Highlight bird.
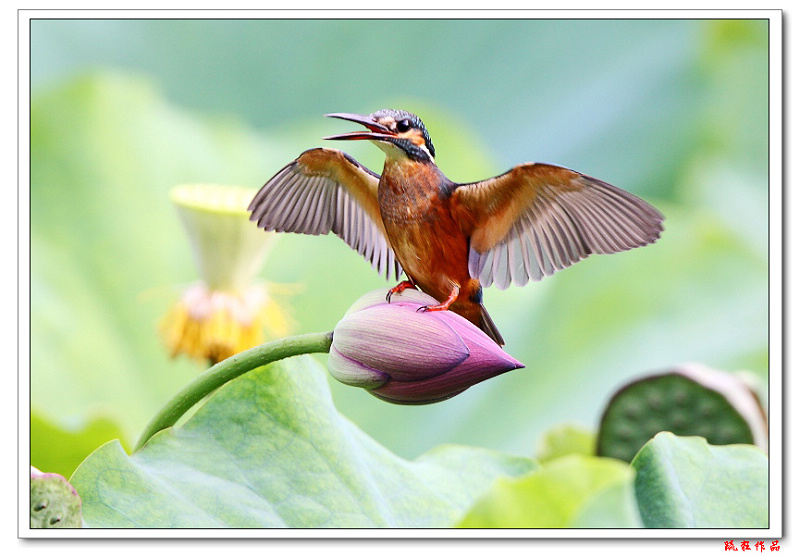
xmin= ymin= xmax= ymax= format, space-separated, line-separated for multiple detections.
xmin=248 ymin=109 xmax=664 ymax=345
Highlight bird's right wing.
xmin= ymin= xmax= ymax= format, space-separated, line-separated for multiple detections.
xmin=248 ymin=147 xmax=403 ymax=281
xmin=451 ymin=162 xmax=663 ymax=289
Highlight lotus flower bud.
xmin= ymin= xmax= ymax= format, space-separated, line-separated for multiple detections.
xmin=329 ymin=289 xmax=524 ymax=404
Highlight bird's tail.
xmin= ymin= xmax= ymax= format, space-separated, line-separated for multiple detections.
xmin=479 ymin=304 xmax=505 ymax=346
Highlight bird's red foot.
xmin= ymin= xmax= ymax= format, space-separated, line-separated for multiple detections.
xmin=415 ymin=286 xmax=459 ymax=313
xmin=386 ymin=280 xmax=417 ymax=302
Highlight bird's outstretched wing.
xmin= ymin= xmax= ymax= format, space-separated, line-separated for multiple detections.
xmin=450 ymin=163 xmax=664 ymax=289
xmin=249 ymin=147 xmax=403 ymax=281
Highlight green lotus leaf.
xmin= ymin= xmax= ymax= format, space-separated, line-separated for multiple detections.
xmin=70 ymin=355 xmax=536 ymax=528
xmin=31 ymin=411 xmax=128 ymax=479
xmin=632 ymin=432 xmax=768 ymax=528
xmin=457 ymin=455 xmax=641 ymax=528
xmin=535 ymin=423 xmax=596 ymax=464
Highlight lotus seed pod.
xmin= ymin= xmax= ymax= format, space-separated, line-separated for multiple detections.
xmin=30 ymin=467 xmax=82 ymax=528
xmin=596 ymin=363 xmax=767 ymax=462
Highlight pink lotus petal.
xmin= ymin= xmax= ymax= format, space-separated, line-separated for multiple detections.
xmin=333 ymin=305 xmax=469 ymax=381
xmin=327 ymin=346 xmax=390 ymax=389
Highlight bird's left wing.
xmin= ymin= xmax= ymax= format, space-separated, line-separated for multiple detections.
xmin=249 ymin=147 xmax=403 ymax=281
xmin=450 ymin=162 xmax=663 ymax=289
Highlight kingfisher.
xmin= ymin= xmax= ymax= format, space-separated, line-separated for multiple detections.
xmin=249 ymin=109 xmax=663 ymax=345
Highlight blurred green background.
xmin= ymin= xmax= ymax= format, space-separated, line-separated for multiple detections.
xmin=30 ymin=18 xmax=769 ymax=476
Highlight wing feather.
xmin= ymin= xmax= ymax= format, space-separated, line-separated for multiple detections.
xmin=452 ymin=162 xmax=663 ymax=289
xmin=248 ymin=147 xmax=403 ymax=281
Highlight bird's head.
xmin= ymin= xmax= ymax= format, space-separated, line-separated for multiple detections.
xmin=324 ymin=109 xmax=436 ymax=163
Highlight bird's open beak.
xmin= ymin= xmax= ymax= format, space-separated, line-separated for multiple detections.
xmin=323 ymin=113 xmax=396 ymax=141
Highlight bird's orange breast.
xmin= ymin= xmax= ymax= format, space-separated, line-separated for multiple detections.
xmin=377 ymin=159 xmax=479 ymax=309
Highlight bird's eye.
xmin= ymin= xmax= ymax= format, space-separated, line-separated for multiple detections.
xmin=396 ymin=119 xmax=411 ymax=133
